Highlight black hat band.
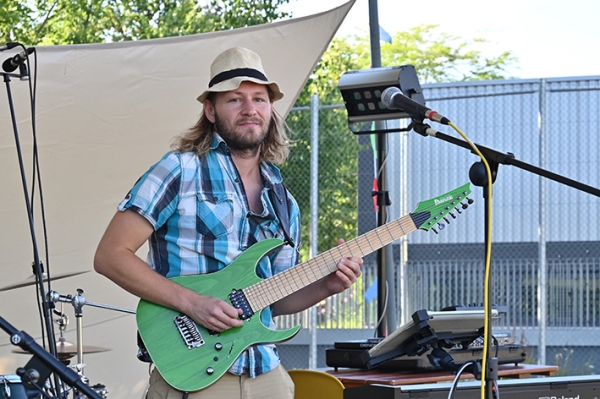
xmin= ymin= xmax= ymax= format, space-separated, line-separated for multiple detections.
xmin=208 ymin=68 xmax=269 ymax=88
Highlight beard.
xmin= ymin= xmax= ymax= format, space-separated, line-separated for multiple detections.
xmin=214 ymin=112 xmax=270 ymax=154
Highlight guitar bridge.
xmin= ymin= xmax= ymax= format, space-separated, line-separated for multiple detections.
xmin=229 ymin=289 xmax=254 ymax=320
xmin=174 ymin=314 xmax=205 ymax=349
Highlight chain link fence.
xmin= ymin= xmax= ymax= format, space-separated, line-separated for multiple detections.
xmin=275 ymin=76 xmax=600 ymax=375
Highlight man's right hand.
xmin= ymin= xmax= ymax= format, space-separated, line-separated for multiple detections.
xmin=185 ymin=294 xmax=244 ymax=332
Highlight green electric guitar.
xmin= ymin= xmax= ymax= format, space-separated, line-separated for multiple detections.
xmin=136 ymin=183 xmax=473 ymax=392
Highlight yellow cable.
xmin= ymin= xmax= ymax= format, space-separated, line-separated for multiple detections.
xmin=447 ymin=121 xmax=494 ymax=399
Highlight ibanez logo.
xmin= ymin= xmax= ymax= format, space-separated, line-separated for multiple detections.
xmin=434 ymin=195 xmax=454 ymax=206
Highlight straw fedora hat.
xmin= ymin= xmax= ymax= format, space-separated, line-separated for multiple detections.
xmin=197 ymin=47 xmax=284 ymax=103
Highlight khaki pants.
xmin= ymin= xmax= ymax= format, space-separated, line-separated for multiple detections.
xmin=146 ymin=364 xmax=294 ymax=399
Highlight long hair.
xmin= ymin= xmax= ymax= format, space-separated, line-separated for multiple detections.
xmin=171 ymin=91 xmax=292 ymax=165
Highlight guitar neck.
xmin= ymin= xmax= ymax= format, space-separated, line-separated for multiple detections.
xmin=244 ymin=214 xmax=418 ymax=311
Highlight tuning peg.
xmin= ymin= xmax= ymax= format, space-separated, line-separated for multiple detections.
xmin=461 ymin=202 xmax=469 ymax=210
xmin=449 ymin=212 xmax=457 ymax=219
xmin=455 ymin=207 xmax=462 ymax=214
xmin=467 ymin=197 xmax=474 ymax=205
xmin=443 ymin=217 xmax=450 ymax=224
xmin=432 ymin=227 xmax=439 ymax=234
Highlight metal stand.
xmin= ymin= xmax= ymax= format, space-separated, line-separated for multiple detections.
xmin=469 ymin=160 xmax=499 ymax=398
xmin=413 ymin=121 xmax=600 ymax=399
xmin=2 ymin=52 xmax=64 ymax=397
xmin=374 ymin=131 xmax=391 ymax=337
xmin=47 ymin=289 xmax=135 ymax=397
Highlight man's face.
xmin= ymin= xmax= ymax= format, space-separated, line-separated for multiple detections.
xmin=205 ymin=81 xmax=273 ymax=152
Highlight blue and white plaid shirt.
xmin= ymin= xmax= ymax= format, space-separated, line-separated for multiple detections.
xmin=119 ymin=133 xmax=301 ymax=378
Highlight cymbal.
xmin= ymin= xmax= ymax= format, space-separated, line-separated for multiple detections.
xmin=0 ymin=270 xmax=89 ymax=291
xmin=13 ymin=340 xmax=111 ymax=360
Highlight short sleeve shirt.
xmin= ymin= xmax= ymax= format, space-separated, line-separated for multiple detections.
xmin=119 ymin=134 xmax=301 ymax=377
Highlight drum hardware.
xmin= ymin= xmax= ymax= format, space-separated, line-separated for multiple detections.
xmin=0 ymin=374 xmax=27 ymax=399
xmin=5 ymin=289 xmax=134 ymax=398
xmin=73 ymin=379 xmax=109 ymax=399
xmin=44 ymin=289 xmax=135 ymax=398
xmin=46 ymin=289 xmax=134 ymax=366
xmin=0 ymin=271 xmax=89 ymax=292
xmin=90 ymin=383 xmax=108 ymax=399
xmin=12 ymin=304 xmax=111 ymax=363
xmin=72 ymin=375 xmax=89 ymax=399
xmin=1 ymin=314 xmax=105 ymax=399
xmin=12 ymin=339 xmax=111 ymax=363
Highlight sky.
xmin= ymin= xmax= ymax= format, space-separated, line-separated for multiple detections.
xmin=281 ymin=0 xmax=600 ymax=80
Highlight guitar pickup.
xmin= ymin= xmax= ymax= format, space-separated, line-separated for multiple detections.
xmin=229 ymin=289 xmax=254 ymax=320
xmin=174 ymin=314 xmax=205 ymax=349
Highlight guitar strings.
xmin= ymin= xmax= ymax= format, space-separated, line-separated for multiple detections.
xmin=244 ymin=189 xmax=471 ymax=312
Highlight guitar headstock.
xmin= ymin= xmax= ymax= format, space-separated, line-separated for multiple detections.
xmin=410 ymin=183 xmax=473 ymax=234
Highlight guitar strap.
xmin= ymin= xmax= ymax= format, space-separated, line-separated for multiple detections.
xmin=268 ymin=183 xmax=295 ymax=248
xmin=137 ymin=331 xmax=152 ymax=363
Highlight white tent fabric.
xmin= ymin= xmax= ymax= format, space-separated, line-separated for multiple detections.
xmin=0 ymin=1 xmax=354 ymax=397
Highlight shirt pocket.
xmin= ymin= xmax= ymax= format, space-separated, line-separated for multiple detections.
xmin=196 ymin=192 xmax=234 ymax=239
xmin=255 ymin=217 xmax=280 ymax=240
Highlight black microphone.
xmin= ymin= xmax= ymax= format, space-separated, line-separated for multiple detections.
xmin=0 ymin=42 xmax=19 ymax=52
xmin=381 ymin=86 xmax=451 ymax=125
xmin=2 ymin=47 xmax=34 ymax=73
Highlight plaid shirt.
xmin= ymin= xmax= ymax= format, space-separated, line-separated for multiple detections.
xmin=119 ymin=133 xmax=301 ymax=378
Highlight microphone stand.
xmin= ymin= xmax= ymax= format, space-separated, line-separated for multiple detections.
xmin=2 ymin=51 xmax=62 ymax=397
xmin=412 ymin=121 xmax=600 ymax=399
xmin=412 ymin=121 xmax=600 ymax=196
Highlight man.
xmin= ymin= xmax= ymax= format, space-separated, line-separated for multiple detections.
xmin=94 ymin=47 xmax=363 ymax=398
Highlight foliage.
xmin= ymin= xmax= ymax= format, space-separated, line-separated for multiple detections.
xmin=297 ymin=37 xmax=371 ymax=105
xmin=377 ymin=24 xmax=516 ymax=83
xmin=284 ymin=37 xmax=374 ymax=257
xmin=0 ymin=0 xmax=292 ymax=45
xmin=0 ymin=2 xmax=39 ymax=45
xmin=289 ymin=24 xmax=516 ymax=110
xmin=284 ymin=105 xmax=365 ymax=259
xmin=283 ymin=24 xmax=516 ymax=259
xmin=554 ymin=347 xmax=597 ymax=376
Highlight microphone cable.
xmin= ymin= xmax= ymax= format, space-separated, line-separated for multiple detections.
xmin=4 ymin=43 xmax=63 ymax=397
xmin=447 ymin=120 xmax=496 ymax=399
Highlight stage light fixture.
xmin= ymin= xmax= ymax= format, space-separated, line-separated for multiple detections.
xmin=338 ymin=65 xmax=425 ymax=134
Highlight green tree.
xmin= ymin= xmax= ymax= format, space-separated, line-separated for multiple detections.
xmin=283 ymin=25 xmax=516 ymax=259
xmin=284 ymin=37 xmax=369 ymax=258
xmin=0 ymin=0 xmax=292 ymax=45
xmin=0 ymin=2 xmax=38 ymax=45
xmin=365 ymin=24 xmax=516 ymax=83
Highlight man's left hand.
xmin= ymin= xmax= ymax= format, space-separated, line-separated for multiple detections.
xmin=326 ymin=238 xmax=363 ymax=294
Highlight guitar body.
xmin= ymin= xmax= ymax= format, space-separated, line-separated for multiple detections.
xmin=136 ymin=238 xmax=301 ymax=392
